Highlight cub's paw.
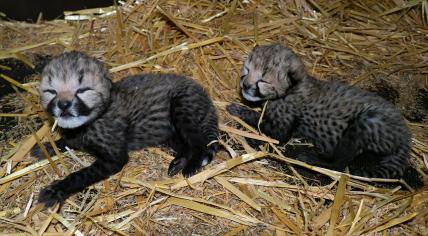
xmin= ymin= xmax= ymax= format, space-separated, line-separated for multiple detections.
xmin=200 ymin=148 xmax=215 ymax=168
xmin=182 ymin=161 xmax=202 ymax=178
xmin=38 ymin=182 xmax=68 ymax=208
xmin=206 ymin=141 xmax=219 ymax=159
xmin=226 ymin=103 xmax=247 ymax=117
xmin=169 ymin=148 xmax=215 ymax=177
xmin=182 ymin=150 xmax=214 ymax=177
xmin=168 ymin=157 xmax=188 ymax=176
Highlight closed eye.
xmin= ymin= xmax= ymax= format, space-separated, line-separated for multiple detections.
xmin=43 ymin=89 xmax=57 ymax=95
xmin=76 ymin=87 xmax=92 ymax=94
xmin=257 ymin=80 xmax=269 ymax=85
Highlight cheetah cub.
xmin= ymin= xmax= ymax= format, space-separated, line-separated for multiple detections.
xmin=227 ymin=44 xmax=411 ymax=179
xmin=38 ymin=51 xmax=219 ymax=207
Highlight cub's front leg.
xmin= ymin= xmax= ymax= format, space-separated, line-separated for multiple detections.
xmin=38 ymin=124 xmax=129 ymax=207
xmin=260 ymin=101 xmax=297 ymax=144
xmin=226 ymin=103 xmax=265 ymax=148
xmin=38 ymin=146 xmax=129 ymax=207
xmin=226 ymin=103 xmax=262 ymax=128
xmin=226 ymin=102 xmax=296 ymax=144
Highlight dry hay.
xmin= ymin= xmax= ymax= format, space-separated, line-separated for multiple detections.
xmin=1 ymin=0 xmax=428 ymax=235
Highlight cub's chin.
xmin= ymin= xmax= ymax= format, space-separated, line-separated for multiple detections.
xmin=241 ymin=89 xmax=263 ymax=102
xmin=56 ymin=115 xmax=91 ymax=129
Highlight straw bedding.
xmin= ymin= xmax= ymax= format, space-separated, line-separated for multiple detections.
xmin=0 ymin=0 xmax=427 ymax=235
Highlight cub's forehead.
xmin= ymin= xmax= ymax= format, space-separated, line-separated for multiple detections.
xmin=247 ymin=44 xmax=295 ymax=67
xmin=252 ymin=44 xmax=291 ymax=55
xmin=41 ymin=52 xmax=104 ymax=84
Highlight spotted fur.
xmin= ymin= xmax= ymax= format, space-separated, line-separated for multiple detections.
xmin=227 ymin=44 xmax=411 ymax=179
xmin=38 ymin=51 xmax=219 ymax=207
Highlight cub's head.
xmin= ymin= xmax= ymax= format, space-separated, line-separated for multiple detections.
xmin=39 ymin=51 xmax=112 ymax=129
xmin=240 ymin=44 xmax=307 ymax=102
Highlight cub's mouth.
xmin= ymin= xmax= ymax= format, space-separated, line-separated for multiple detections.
xmin=241 ymin=89 xmax=262 ymax=102
xmin=53 ymin=108 xmax=87 ymax=129
xmin=56 ymin=114 xmax=90 ymax=129
xmin=58 ymin=111 xmax=74 ymax=118
xmin=241 ymin=83 xmax=264 ymax=102
xmin=49 ymin=99 xmax=97 ymax=128
xmin=240 ymin=78 xmax=266 ymax=102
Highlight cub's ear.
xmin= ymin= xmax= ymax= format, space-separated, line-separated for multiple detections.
xmin=286 ymin=54 xmax=306 ymax=82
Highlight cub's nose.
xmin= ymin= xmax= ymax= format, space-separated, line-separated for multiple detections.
xmin=57 ymin=100 xmax=72 ymax=110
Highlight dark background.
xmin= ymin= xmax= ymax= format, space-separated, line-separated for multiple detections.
xmin=0 ymin=0 xmax=114 ymax=21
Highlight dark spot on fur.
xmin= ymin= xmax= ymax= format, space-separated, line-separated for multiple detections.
xmin=78 ymin=69 xmax=84 ymax=83
xmin=38 ymin=53 xmax=219 ymax=207
xmin=229 ymin=43 xmax=412 ymax=180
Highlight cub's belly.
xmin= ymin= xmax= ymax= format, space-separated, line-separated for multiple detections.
xmin=126 ymin=119 xmax=175 ymax=151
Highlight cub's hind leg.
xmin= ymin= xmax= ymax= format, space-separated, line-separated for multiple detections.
xmin=167 ymin=133 xmax=192 ymax=176
xmin=348 ymin=111 xmax=410 ymax=179
xmin=169 ymin=90 xmax=219 ymax=177
xmin=297 ymin=120 xmax=360 ymax=172
xmin=349 ymin=151 xmax=408 ymax=179
xmin=297 ymin=111 xmax=410 ymax=179
xmin=297 ymin=138 xmax=359 ymax=172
